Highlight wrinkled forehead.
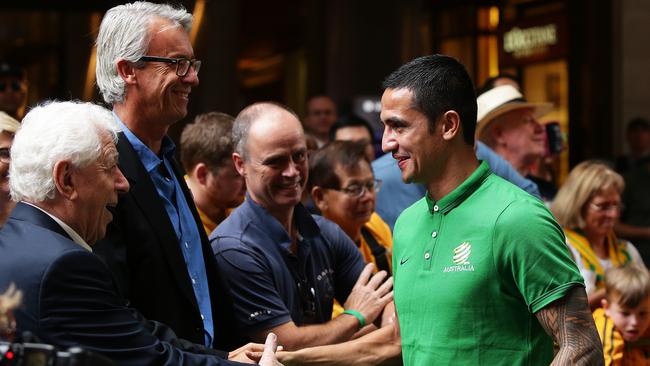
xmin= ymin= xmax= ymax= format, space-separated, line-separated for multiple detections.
xmin=145 ymin=17 xmax=193 ymax=55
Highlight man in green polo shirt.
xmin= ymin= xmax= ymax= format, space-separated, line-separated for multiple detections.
xmin=380 ymin=54 xmax=603 ymax=365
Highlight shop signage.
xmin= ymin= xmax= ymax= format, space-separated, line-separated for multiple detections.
xmin=500 ymin=14 xmax=567 ymax=67
xmin=504 ymin=24 xmax=557 ymax=58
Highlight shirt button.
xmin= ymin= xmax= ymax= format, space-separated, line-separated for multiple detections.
xmin=201 ymin=314 xmax=205 ymax=320
xmin=191 ymin=278 xmax=196 ymax=285
xmin=431 ymin=231 xmax=437 ymax=238
xmin=433 ymin=205 xmax=439 ymax=212
xmin=424 ymin=252 xmax=431 ymax=260
xmin=184 ymin=242 xmax=189 ymax=249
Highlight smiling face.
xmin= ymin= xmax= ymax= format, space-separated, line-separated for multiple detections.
xmin=582 ymin=187 xmax=622 ymax=240
xmin=604 ymin=296 xmax=650 ymax=342
xmin=317 ymin=161 xmax=375 ymax=237
xmin=489 ymin=108 xmax=546 ymax=168
xmin=72 ymin=132 xmax=130 ymax=244
xmin=234 ymin=110 xmax=308 ymax=214
xmin=134 ymin=18 xmax=198 ymax=126
xmin=380 ymin=88 xmax=445 ymax=184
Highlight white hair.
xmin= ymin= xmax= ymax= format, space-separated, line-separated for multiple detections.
xmin=9 ymin=101 xmax=119 ymax=202
xmin=95 ymin=1 xmax=192 ymax=104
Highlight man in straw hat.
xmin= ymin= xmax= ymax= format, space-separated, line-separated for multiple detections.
xmin=476 ymin=84 xmax=553 ymax=177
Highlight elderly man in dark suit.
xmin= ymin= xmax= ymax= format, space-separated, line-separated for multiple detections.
xmin=92 ymin=1 xmax=243 ymax=349
xmin=0 ymin=100 xmax=280 ymax=366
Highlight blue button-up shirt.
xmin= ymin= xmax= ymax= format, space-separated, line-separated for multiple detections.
xmin=114 ymin=115 xmax=214 ymax=346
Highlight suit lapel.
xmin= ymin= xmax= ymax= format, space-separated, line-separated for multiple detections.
xmin=116 ymin=134 xmax=199 ymax=309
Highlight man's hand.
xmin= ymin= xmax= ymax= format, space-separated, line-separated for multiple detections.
xmin=343 ymin=263 xmax=394 ymax=325
xmin=229 ymin=341 xmax=268 ymax=364
xmin=244 ymin=333 xmax=283 ymax=366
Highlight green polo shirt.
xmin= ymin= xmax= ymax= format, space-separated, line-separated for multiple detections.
xmin=393 ymin=161 xmax=583 ymax=366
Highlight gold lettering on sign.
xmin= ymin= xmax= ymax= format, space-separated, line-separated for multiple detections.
xmin=503 ymin=24 xmax=557 ymax=58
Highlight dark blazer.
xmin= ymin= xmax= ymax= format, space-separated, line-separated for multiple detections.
xmin=0 ymin=203 xmax=243 ymax=366
xmin=93 ymin=134 xmax=244 ymax=349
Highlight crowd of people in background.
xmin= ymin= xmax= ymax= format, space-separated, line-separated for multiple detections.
xmin=1 ymin=1 xmax=650 ymax=366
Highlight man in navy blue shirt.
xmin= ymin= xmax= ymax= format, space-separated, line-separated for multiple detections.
xmin=211 ymin=102 xmax=394 ymax=351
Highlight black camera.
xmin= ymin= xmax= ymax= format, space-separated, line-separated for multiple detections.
xmin=0 ymin=342 xmax=114 ymax=366
xmin=545 ymin=122 xmax=564 ymax=156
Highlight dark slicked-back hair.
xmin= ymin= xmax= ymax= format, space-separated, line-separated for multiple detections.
xmin=308 ymin=140 xmax=370 ymax=191
xmin=382 ymin=54 xmax=477 ymax=145
xmin=180 ymin=112 xmax=235 ymax=172
xmin=328 ymin=114 xmax=375 ymax=144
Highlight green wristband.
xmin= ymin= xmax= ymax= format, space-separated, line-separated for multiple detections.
xmin=342 ymin=309 xmax=366 ymax=329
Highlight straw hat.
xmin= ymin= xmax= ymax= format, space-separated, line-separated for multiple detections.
xmin=476 ymin=85 xmax=552 ymax=137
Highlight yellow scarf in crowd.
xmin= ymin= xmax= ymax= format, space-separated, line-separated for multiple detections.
xmin=564 ymin=228 xmax=631 ymax=291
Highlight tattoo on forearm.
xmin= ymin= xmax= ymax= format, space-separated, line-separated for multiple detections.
xmin=535 ymin=286 xmax=604 ymax=365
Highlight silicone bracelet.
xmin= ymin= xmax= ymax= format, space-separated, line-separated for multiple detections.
xmin=342 ymin=309 xmax=366 ymax=329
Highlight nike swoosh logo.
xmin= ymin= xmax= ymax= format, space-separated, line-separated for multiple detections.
xmin=400 ymin=257 xmax=410 ymax=265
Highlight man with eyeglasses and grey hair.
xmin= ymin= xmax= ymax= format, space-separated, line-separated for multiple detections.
xmin=210 ymin=102 xmax=394 ymax=352
xmin=93 ymin=1 xmax=244 ymax=351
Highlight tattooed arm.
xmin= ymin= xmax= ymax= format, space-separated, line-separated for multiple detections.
xmin=535 ymin=285 xmax=604 ymax=365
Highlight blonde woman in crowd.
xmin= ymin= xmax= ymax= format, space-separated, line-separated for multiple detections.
xmin=0 ymin=111 xmax=20 ymax=226
xmin=552 ymin=160 xmax=645 ymax=309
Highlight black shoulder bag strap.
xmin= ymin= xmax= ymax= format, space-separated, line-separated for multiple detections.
xmin=360 ymin=227 xmax=391 ymax=275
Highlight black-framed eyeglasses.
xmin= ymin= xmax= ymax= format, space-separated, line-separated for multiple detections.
xmin=137 ymin=56 xmax=202 ymax=77
xmin=327 ymin=179 xmax=382 ymax=198
xmin=296 ymin=279 xmax=318 ymax=324
xmin=0 ymin=148 xmax=10 ymax=164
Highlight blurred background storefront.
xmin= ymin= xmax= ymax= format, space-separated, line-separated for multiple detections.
xmin=0 ymin=0 xmax=648 ymax=185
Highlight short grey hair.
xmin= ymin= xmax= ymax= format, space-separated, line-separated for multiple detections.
xmin=95 ymin=1 xmax=193 ymax=104
xmin=232 ymin=102 xmax=301 ymax=160
xmin=10 ymin=101 xmax=119 ymax=202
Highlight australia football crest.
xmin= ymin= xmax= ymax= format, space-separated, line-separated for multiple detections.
xmin=443 ymin=241 xmax=475 ymax=272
